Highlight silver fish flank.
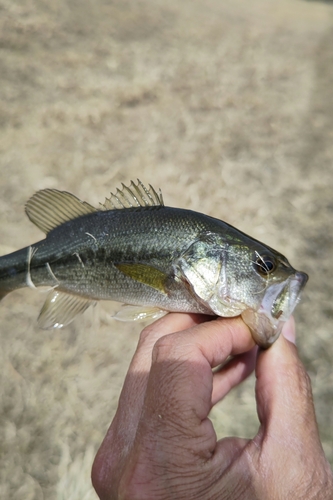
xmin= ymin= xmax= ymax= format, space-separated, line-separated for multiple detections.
xmin=0 ymin=180 xmax=308 ymax=348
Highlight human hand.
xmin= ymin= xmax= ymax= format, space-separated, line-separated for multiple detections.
xmin=92 ymin=314 xmax=333 ymax=499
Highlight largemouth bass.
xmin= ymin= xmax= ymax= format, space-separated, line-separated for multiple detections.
xmin=0 ymin=180 xmax=307 ymax=347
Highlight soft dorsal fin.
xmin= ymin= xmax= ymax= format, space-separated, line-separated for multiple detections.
xmin=102 ymin=179 xmax=163 ymax=210
xmin=25 ymin=189 xmax=97 ymax=234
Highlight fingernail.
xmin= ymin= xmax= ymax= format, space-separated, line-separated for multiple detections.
xmin=282 ymin=317 xmax=296 ymax=344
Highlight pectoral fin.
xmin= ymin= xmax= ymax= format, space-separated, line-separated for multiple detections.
xmin=38 ymin=290 xmax=96 ymax=329
xmin=113 ymin=304 xmax=167 ymax=321
xmin=115 ymin=263 xmax=167 ymax=293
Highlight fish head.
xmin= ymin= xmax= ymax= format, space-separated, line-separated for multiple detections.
xmin=177 ymin=232 xmax=308 ymax=348
xmin=222 ymin=242 xmax=308 ymax=347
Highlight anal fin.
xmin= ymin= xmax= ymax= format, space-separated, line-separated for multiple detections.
xmin=38 ymin=290 xmax=96 ymax=329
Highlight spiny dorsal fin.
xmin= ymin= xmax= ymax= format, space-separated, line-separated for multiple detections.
xmin=25 ymin=189 xmax=97 ymax=234
xmin=102 ymin=179 xmax=163 ymax=210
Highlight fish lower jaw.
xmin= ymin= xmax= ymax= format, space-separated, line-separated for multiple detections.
xmin=242 ymin=277 xmax=304 ymax=348
xmin=241 ymin=309 xmax=282 ymax=349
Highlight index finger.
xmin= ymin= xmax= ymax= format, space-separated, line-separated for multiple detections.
xmin=93 ymin=315 xmax=209 ymax=452
xmin=92 ymin=313 xmax=209 ymax=493
xmin=144 ymin=316 xmax=254 ymax=424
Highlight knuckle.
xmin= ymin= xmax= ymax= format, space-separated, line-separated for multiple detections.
xmin=138 ymin=324 xmax=154 ymax=343
xmin=137 ymin=323 xmax=162 ymax=350
xmin=152 ymin=333 xmax=180 ymax=362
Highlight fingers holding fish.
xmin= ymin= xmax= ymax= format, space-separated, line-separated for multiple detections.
xmin=211 ymin=346 xmax=258 ymax=406
xmin=238 ymin=318 xmax=333 ymax=496
xmin=118 ymin=313 xmax=209 ymax=408
xmin=122 ymin=313 xmax=212 ymax=394
xmin=93 ymin=314 xmax=210 ymax=470
xmin=123 ymin=313 xmax=255 ymax=418
xmin=137 ymin=316 xmax=254 ymax=430
xmin=93 ymin=314 xmax=254 ymax=475
xmin=93 ymin=313 xmax=333 ymax=500
xmin=124 ymin=312 xmax=210 ymax=381
xmin=137 ymin=312 xmax=210 ymax=357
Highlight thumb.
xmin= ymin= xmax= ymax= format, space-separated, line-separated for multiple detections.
xmin=255 ymin=318 xmax=322 ymax=451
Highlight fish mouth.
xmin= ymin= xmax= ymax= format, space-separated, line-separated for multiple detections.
xmin=241 ymin=271 xmax=308 ymax=348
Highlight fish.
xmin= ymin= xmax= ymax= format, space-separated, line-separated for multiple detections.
xmin=0 ymin=179 xmax=308 ymax=348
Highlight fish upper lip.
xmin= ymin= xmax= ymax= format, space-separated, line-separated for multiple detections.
xmin=295 ymin=271 xmax=308 ymax=289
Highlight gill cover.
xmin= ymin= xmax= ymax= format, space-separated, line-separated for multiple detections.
xmin=175 ymin=232 xmax=246 ymax=317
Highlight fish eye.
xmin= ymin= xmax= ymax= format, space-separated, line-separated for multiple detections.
xmin=254 ymin=253 xmax=277 ymax=275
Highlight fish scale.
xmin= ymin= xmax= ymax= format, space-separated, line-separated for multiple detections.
xmin=0 ymin=179 xmax=308 ymax=348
